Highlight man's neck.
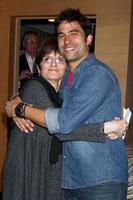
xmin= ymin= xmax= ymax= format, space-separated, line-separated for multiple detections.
xmin=25 ymin=52 xmax=35 ymax=60
xmin=69 ymin=53 xmax=89 ymax=71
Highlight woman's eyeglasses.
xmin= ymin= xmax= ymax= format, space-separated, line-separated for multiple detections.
xmin=42 ymin=56 xmax=65 ymax=65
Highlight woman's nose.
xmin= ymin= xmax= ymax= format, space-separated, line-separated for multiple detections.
xmin=51 ymin=58 xmax=57 ymax=66
xmin=51 ymin=60 xmax=56 ymax=66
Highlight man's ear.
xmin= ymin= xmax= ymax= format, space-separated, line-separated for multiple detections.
xmin=86 ymin=34 xmax=93 ymax=46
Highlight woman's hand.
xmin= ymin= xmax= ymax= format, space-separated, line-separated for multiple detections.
xmin=13 ymin=117 xmax=34 ymax=133
xmin=104 ymin=119 xmax=128 ymax=139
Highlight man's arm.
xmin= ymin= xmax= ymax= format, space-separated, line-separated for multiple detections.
xmin=5 ymin=97 xmax=47 ymax=136
xmin=45 ymin=66 xmax=122 ymax=134
xmin=5 ymin=98 xmax=127 ymax=139
xmin=5 ymin=97 xmax=47 ymax=127
xmin=25 ymin=105 xmax=46 ymax=127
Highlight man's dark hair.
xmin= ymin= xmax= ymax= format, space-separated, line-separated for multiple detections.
xmin=55 ymin=8 xmax=92 ymax=37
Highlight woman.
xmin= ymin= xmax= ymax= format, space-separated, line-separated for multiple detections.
xmin=3 ymin=37 xmax=122 ymax=200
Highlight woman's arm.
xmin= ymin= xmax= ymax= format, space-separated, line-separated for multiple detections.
xmin=54 ymin=119 xmax=127 ymax=141
xmin=54 ymin=122 xmax=105 ymax=142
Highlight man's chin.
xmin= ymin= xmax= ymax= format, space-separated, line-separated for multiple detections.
xmin=63 ymin=54 xmax=76 ymax=62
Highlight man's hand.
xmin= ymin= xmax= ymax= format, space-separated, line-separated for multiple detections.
xmin=19 ymin=70 xmax=32 ymax=80
xmin=104 ymin=119 xmax=128 ymax=139
xmin=5 ymin=96 xmax=21 ymax=117
xmin=13 ymin=117 xmax=34 ymax=133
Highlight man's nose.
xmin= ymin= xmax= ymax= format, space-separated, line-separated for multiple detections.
xmin=64 ymin=34 xmax=71 ymax=44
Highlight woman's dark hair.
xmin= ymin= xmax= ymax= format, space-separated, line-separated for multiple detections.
xmin=55 ymin=8 xmax=92 ymax=37
xmin=36 ymin=36 xmax=59 ymax=68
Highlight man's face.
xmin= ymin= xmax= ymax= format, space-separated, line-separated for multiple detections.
xmin=57 ymin=21 xmax=92 ymax=70
xmin=23 ymin=34 xmax=38 ymax=56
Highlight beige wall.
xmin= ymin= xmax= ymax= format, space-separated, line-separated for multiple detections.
xmin=125 ymin=1 xmax=133 ymax=145
xmin=0 ymin=0 xmax=132 ymax=191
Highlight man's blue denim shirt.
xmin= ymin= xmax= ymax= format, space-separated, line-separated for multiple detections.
xmin=45 ymin=54 xmax=128 ymax=189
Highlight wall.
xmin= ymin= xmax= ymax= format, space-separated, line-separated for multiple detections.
xmin=0 ymin=0 xmax=132 ymax=191
xmin=125 ymin=1 xmax=133 ymax=145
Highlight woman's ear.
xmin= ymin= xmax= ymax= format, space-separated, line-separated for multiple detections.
xmin=86 ymin=34 xmax=93 ymax=46
xmin=37 ymin=65 xmax=41 ymax=74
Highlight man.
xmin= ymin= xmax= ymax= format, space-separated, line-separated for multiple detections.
xmin=6 ymin=8 xmax=128 ymax=200
xmin=19 ymin=31 xmax=39 ymax=89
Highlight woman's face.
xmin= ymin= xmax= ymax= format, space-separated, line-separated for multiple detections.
xmin=39 ymin=51 xmax=66 ymax=83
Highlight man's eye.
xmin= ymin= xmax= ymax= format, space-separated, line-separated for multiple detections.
xmin=70 ymin=32 xmax=79 ymax=37
xmin=58 ymin=34 xmax=64 ymax=39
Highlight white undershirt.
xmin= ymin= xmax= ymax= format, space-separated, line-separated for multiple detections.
xmin=25 ymin=53 xmax=35 ymax=73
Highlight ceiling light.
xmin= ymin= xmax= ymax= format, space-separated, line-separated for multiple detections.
xmin=48 ymin=19 xmax=55 ymax=22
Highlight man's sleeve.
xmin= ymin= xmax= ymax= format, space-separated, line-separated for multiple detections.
xmin=45 ymin=108 xmax=60 ymax=133
xmin=45 ymin=66 xmax=117 ymax=134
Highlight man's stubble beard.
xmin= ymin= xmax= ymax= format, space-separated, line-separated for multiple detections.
xmin=60 ymin=50 xmax=81 ymax=64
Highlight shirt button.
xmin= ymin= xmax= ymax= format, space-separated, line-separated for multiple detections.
xmin=64 ymin=155 xmax=66 ymax=159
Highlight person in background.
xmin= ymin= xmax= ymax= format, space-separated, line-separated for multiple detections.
xmin=5 ymin=8 xmax=128 ymax=200
xmin=19 ymin=30 xmax=39 ymax=89
xmin=7 ymin=31 xmax=39 ymax=141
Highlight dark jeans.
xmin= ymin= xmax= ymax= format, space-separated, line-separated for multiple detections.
xmin=64 ymin=182 xmax=127 ymax=200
